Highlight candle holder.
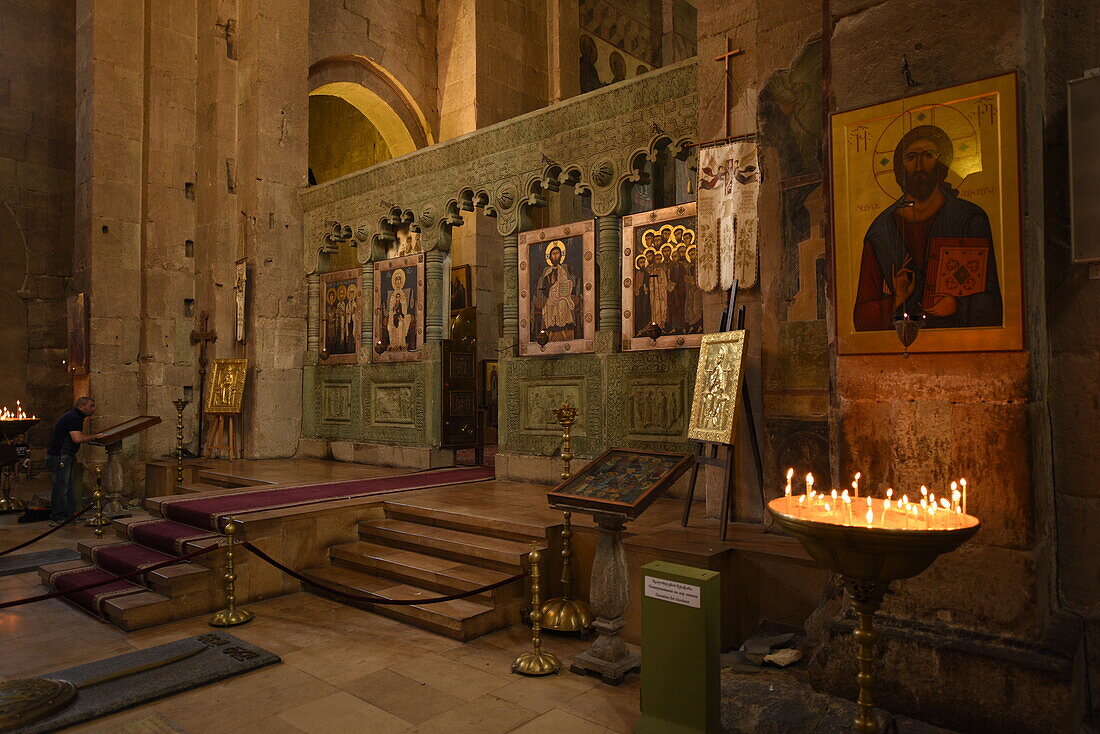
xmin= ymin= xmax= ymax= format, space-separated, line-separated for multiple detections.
xmin=542 ymin=402 xmax=595 ymax=636
xmin=85 ymin=465 xmax=109 ymax=537
xmin=0 ymin=416 xmax=37 ymax=512
xmin=171 ymin=398 xmax=190 ymax=488
xmin=767 ymin=499 xmax=979 ymax=733
xmin=513 ymin=543 xmax=561 ymax=676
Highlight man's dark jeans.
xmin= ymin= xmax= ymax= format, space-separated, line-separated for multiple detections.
xmin=46 ymin=453 xmax=75 ymax=523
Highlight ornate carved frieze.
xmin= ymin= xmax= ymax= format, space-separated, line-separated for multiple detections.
xmin=300 ymin=60 xmax=698 ymax=271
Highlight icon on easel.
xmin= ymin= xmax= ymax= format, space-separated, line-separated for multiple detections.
xmin=205 ymin=358 xmax=247 ymax=458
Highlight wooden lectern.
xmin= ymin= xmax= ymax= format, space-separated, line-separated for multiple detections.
xmin=90 ymin=416 xmax=162 ymax=516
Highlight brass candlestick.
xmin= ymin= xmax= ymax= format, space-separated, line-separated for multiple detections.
xmin=171 ymin=398 xmax=190 ymax=488
xmin=541 ymin=402 xmax=594 ymax=636
xmin=85 ymin=465 xmax=108 ymax=538
xmin=209 ymin=517 xmax=253 ymax=627
xmin=512 ymin=542 xmax=561 ymax=676
xmin=767 ymin=500 xmax=979 ymax=733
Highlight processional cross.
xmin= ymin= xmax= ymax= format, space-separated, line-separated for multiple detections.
xmin=190 ymin=311 xmax=218 ymax=453
xmin=714 ymin=38 xmax=744 ymax=139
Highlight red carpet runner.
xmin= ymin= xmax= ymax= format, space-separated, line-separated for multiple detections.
xmin=47 ymin=466 xmax=496 ymax=618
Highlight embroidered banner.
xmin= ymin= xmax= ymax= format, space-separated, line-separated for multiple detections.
xmin=696 ymin=142 xmax=761 ymax=290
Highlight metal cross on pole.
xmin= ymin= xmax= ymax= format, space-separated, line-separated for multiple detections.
xmin=189 ymin=311 xmax=217 ymax=455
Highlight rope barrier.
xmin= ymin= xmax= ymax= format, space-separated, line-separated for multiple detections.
xmin=0 ymin=543 xmax=219 ymax=610
xmin=0 ymin=501 xmax=96 ymax=558
xmin=241 ymin=541 xmax=527 ymax=606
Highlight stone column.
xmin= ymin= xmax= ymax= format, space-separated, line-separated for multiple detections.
xmin=425 ymin=248 xmax=446 ymax=342
xmin=596 ymin=216 xmax=621 ymax=333
xmin=570 ymin=513 xmax=641 ymax=684
xmin=361 ymin=261 xmax=374 ymax=352
xmin=502 ymin=232 xmax=519 ymax=341
xmin=306 ymin=273 xmax=320 ymax=356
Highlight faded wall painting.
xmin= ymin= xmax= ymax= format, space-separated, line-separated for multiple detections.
xmin=373 ymin=254 xmax=425 ymax=363
xmin=321 ymin=268 xmax=359 ymax=364
xmin=518 ymin=220 xmax=596 ymax=356
xmin=621 ymin=202 xmax=705 ymax=351
xmin=832 ymin=73 xmax=1022 ymax=354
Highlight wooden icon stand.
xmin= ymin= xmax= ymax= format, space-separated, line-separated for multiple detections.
xmin=681 ymin=284 xmax=765 ymax=540
xmin=205 ymin=413 xmax=239 ymax=459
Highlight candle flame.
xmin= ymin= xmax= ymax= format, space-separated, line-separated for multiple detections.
xmin=786 ymin=467 xmax=794 ymax=480
xmin=866 ymin=508 xmax=873 ymax=526
xmin=0 ymin=401 xmax=36 ymax=421
xmin=940 ymin=498 xmax=950 ymax=509
xmin=951 ymin=480 xmax=958 ymax=491
xmin=806 ymin=473 xmax=814 ymax=488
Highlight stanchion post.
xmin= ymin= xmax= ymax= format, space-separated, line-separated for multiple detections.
xmin=210 ymin=517 xmax=253 ymax=627
xmin=85 ymin=464 xmax=109 ymax=536
xmin=512 ymin=542 xmax=560 ymax=676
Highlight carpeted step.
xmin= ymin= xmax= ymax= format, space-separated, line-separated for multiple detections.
xmin=44 ymin=564 xmax=147 ymax=618
xmin=301 ymin=565 xmax=520 ymax=641
xmin=77 ymin=539 xmax=212 ymax=597
xmin=119 ymin=518 xmax=221 ymax=560
xmin=329 ymin=540 xmax=523 ymax=604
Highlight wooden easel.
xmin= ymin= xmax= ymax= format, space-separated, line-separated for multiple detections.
xmin=681 ymin=283 xmax=765 ymax=540
xmin=205 ymin=413 xmax=239 ymax=459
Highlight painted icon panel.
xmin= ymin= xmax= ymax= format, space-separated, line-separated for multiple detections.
xmin=687 ymin=330 xmax=747 ymax=444
xmin=518 ymin=220 xmax=596 ymax=356
xmin=320 ymin=268 xmax=360 ymax=365
xmin=621 ymin=202 xmax=706 ymax=351
xmin=373 ymin=254 xmax=425 ymax=363
xmin=831 ymin=73 xmax=1022 ymax=354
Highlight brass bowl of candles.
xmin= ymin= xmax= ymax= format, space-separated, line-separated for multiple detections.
xmin=766 ymin=474 xmax=980 ymax=582
xmin=766 ymin=472 xmax=981 ymax=733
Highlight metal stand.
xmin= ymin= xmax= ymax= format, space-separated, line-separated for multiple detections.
xmin=172 ymin=398 xmax=190 ymax=487
xmin=680 ymin=289 xmax=765 ymax=539
xmin=209 ymin=517 xmax=253 ymax=627
xmin=542 ymin=402 xmax=594 ymax=636
xmin=570 ymin=513 xmax=640 ymax=685
xmin=86 ymin=465 xmax=109 ymax=537
xmin=512 ymin=543 xmax=561 ymax=675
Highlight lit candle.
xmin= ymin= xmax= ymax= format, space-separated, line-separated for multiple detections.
xmin=950 ymin=481 xmax=959 ymax=513
xmin=842 ymin=491 xmax=852 ymax=525
xmin=785 ymin=467 xmax=794 ymax=513
xmin=961 ymin=478 xmax=967 ymax=515
xmin=852 ymin=472 xmax=861 ymax=499
xmin=866 ymin=508 xmax=874 ymax=527
xmin=797 ymin=494 xmax=805 ymax=517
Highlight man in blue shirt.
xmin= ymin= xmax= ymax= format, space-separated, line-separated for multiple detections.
xmin=46 ymin=397 xmax=105 ymax=526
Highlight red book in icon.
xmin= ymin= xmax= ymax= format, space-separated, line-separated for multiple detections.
xmin=922 ymin=237 xmax=990 ymax=309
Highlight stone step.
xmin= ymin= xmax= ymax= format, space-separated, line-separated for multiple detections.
xmin=359 ymin=518 xmax=538 ymax=572
xmin=301 ymin=565 xmax=522 ymax=641
xmin=329 ymin=540 xmax=523 ymax=604
xmin=177 ymin=481 xmax=227 ymax=494
xmin=381 ymin=500 xmax=551 ymax=544
xmin=75 ymin=539 xmax=212 ymax=598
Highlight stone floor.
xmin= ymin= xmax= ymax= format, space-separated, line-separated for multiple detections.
xmin=1 ymin=512 xmax=638 ymax=733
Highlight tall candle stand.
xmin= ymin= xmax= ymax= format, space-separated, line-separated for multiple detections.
xmin=541 ymin=402 xmax=594 ymax=637
xmin=171 ymin=398 xmax=190 ymax=488
xmin=767 ymin=498 xmax=979 ymax=733
xmin=85 ymin=465 xmax=109 ymax=537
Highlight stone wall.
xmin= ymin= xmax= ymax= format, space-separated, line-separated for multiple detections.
xmin=0 ymin=0 xmax=75 ymax=441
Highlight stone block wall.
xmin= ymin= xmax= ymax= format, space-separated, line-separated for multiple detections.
xmin=0 ymin=0 xmax=76 ymax=441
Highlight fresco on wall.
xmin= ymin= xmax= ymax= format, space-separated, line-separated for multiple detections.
xmin=758 ymin=40 xmax=832 ymax=495
xmin=832 ymin=73 xmax=1022 ymax=354
xmin=373 ymin=254 xmax=424 ymax=363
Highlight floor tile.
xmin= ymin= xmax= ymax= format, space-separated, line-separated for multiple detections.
xmin=278 ymin=691 xmax=411 ymax=734
xmin=340 ymin=668 xmax=466 ymax=724
xmin=409 ymin=694 xmax=538 ymax=734
xmin=508 ymin=709 xmax=615 ymax=734
xmin=387 ymin=651 xmax=511 ymax=701
xmin=491 ymin=669 xmax=599 ymax=713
